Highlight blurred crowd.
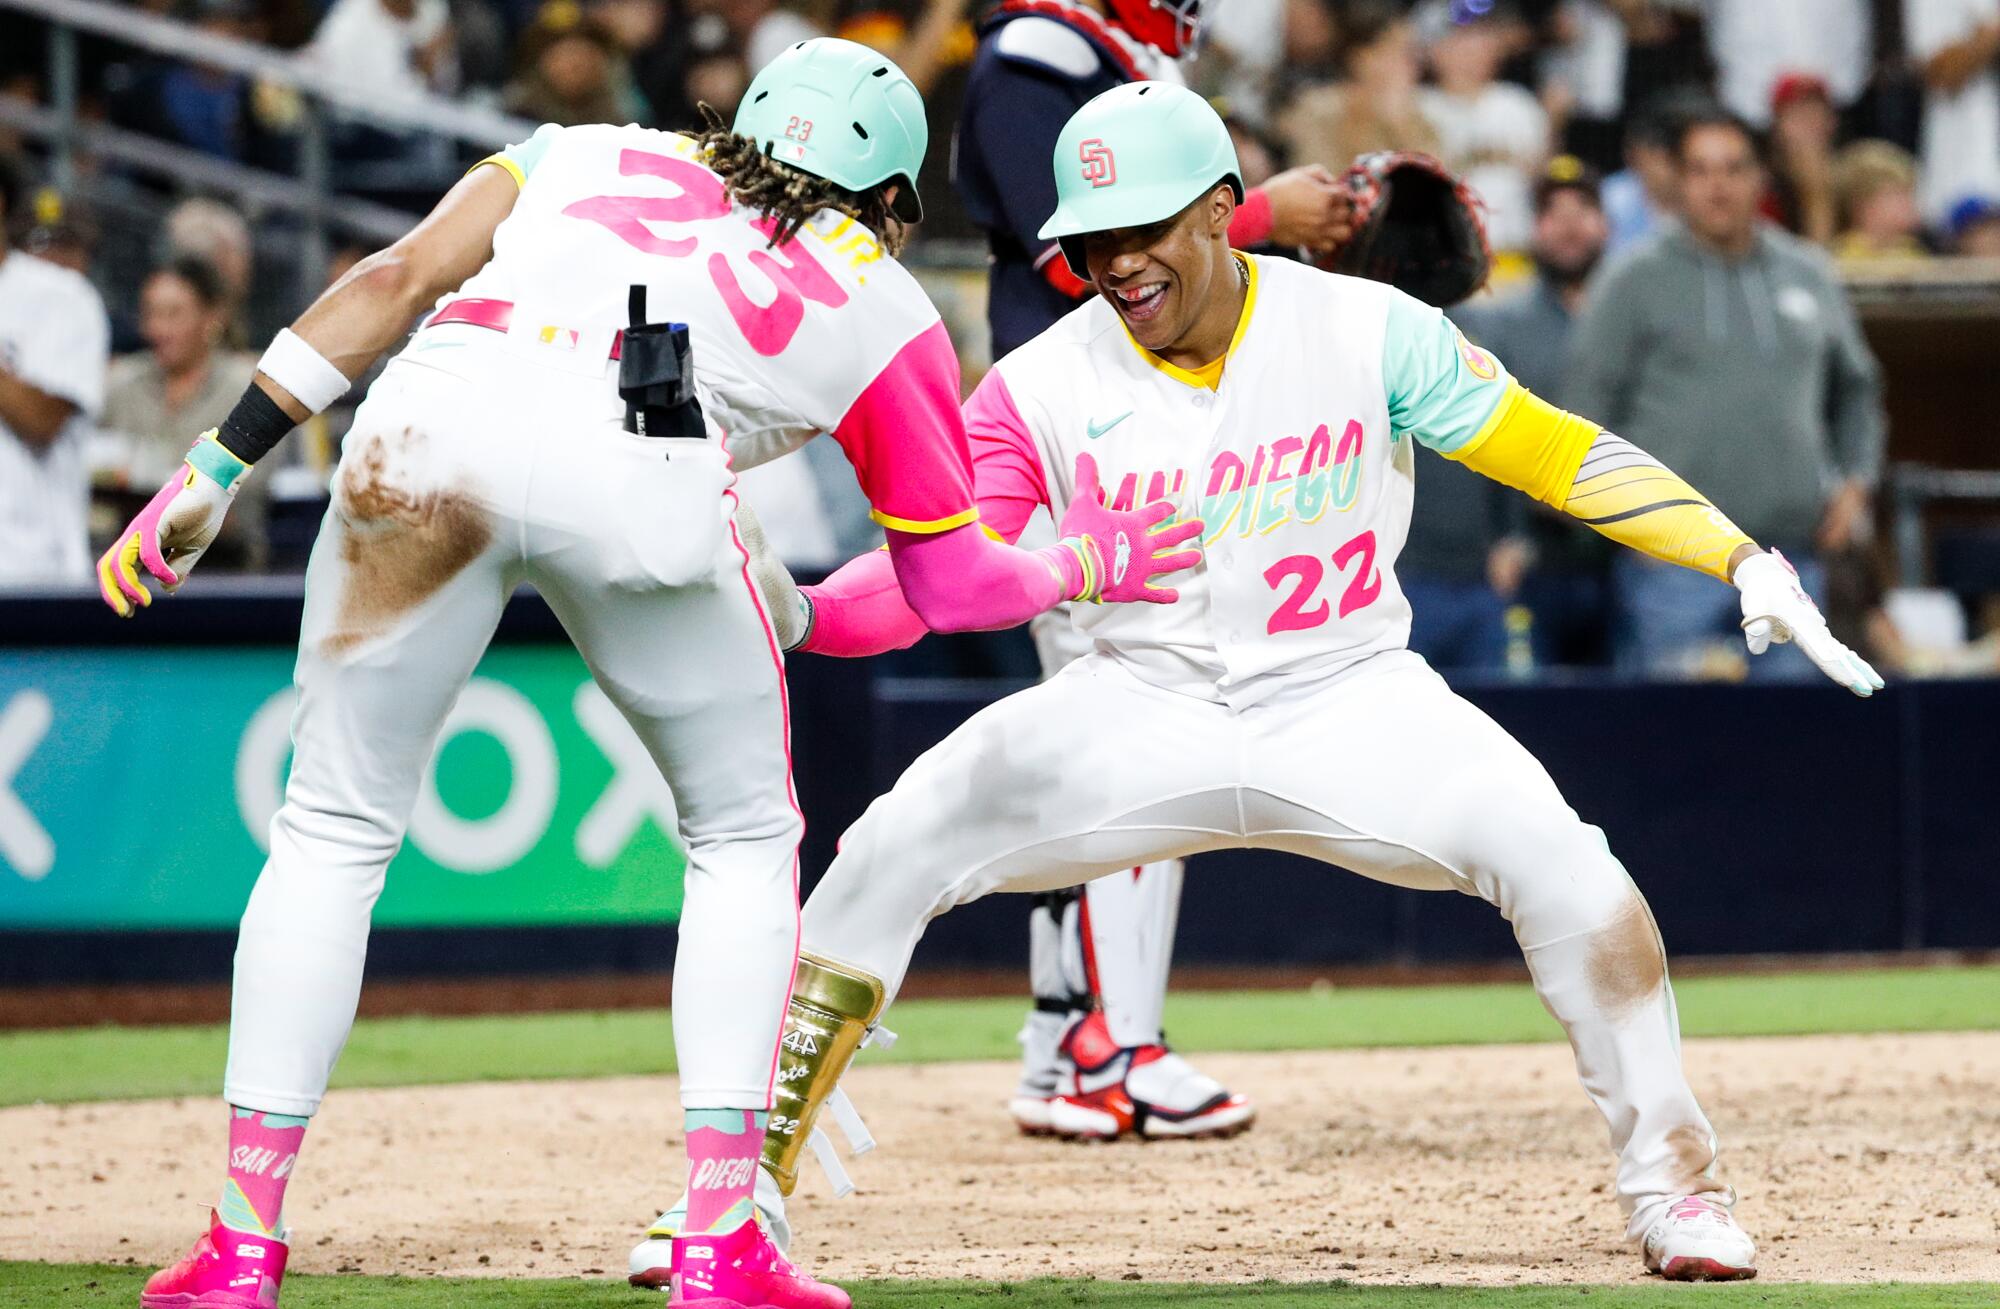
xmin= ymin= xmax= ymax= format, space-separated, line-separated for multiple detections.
xmin=5 ymin=0 xmax=2000 ymax=678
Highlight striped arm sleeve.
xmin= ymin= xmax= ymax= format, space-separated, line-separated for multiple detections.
xmin=1449 ymin=385 xmax=1756 ymax=582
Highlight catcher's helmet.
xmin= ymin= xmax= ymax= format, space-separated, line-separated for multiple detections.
xmin=1104 ymin=0 xmax=1205 ymax=57
xmin=733 ymin=38 xmax=928 ymax=223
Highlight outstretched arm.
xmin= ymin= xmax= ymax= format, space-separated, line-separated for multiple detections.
xmin=1388 ymin=293 xmax=1879 ymax=695
xmin=1447 ymin=384 xmax=1757 ymax=581
xmin=97 ymin=161 xmax=522 ymax=615
xmin=1448 ymin=385 xmax=1881 ymax=695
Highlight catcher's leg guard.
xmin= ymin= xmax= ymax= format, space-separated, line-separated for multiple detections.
xmin=763 ymin=952 xmax=886 ymax=1196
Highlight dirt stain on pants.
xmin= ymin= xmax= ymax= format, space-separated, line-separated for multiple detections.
xmin=322 ymin=428 xmax=493 ymax=658
xmin=1585 ymin=893 xmax=1668 ymax=1019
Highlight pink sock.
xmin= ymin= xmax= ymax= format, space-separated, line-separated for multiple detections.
xmin=220 ymin=1108 xmax=308 ymax=1236
xmin=684 ymin=1109 xmax=765 ymax=1233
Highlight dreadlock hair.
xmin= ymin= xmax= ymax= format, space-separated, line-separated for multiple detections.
xmin=694 ymin=103 xmax=908 ymax=256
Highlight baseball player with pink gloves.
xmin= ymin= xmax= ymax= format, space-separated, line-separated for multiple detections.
xmin=737 ymin=82 xmax=1883 ymax=1284
xmin=959 ymin=0 xmax=1355 ymax=1147
xmin=96 ymin=41 xmax=1190 ymax=1309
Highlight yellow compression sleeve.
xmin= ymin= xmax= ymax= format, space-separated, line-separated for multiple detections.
xmin=1447 ymin=383 xmax=1756 ymax=581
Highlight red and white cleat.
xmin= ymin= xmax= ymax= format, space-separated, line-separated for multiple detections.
xmin=1044 ymin=1012 xmax=1255 ymax=1141
xmin=140 ymin=1210 xmax=287 ymax=1308
xmin=1124 ymin=1046 xmax=1256 ymax=1139
xmin=1642 ymin=1194 xmax=1758 ymax=1282
xmin=668 ymin=1219 xmax=850 ymax=1308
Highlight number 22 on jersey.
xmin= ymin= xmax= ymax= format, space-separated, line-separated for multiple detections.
xmin=1263 ymin=531 xmax=1382 ymax=635
xmin=562 ymin=147 xmax=848 ymax=357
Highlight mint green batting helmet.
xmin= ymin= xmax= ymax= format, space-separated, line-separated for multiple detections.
xmin=734 ymin=38 xmax=928 ymax=222
xmin=1038 ymin=81 xmax=1243 ymax=279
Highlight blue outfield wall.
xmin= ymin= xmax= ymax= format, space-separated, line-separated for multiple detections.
xmin=0 ymin=589 xmax=1994 ymax=981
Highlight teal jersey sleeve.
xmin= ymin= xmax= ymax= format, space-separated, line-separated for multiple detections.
xmin=1382 ymin=291 xmax=1516 ymax=454
xmin=477 ymin=123 xmax=563 ymax=187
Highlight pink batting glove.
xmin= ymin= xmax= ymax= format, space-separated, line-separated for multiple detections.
xmin=1051 ymin=451 xmax=1204 ymax=604
xmin=96 ymin=430 xmax=248 ymax=618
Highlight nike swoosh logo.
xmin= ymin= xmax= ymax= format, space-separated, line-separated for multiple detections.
xmin=1086 ymin=411 xmax=1132 ymax=440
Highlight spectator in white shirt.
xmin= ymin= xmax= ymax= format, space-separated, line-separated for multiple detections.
xmin=0 ymin=159 xmax=111 ymax=587
xmin=1704 ymin=0 xmax=1871 ymax=129
xmin=1417 ymin=0 xmax=1550 ymax=253
xmin=306 ymin=0 xmax=457 ymax=101
xmin=1905 ymin=0 xmax=2000 ymax=225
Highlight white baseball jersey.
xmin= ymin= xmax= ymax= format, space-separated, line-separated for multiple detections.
xmin=445 ymin=123 xmax=977 ymax=533
xmin=224 ymin=124 xmax=985 ymax=1125
xmin=0 ymin=251 xmax=110 ymax=585
xmin=964 ymin=253 xmax=1515 ymax=708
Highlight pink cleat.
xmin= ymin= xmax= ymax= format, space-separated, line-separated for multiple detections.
xmin=669 ymin=1219 xmax=849 ymax=1309
xmin=141 ymin=1210 xmax=287 ymax=1308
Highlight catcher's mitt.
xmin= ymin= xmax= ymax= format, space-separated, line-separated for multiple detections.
xmin=1321 ymin=151 xmax=1492 ymax=308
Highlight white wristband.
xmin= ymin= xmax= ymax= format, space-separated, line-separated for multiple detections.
xmin=255 ymin=329 xmax=350 ymax=416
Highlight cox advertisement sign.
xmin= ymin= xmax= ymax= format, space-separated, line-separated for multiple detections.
xmin=0 ymin=648 xmax=686 ymax=928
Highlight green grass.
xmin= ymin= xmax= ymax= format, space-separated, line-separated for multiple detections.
xmin=4 ymin=1265 xmax=1995 ymax=1308
xmin=3 ymin=966 xmax=1997 ymax=1109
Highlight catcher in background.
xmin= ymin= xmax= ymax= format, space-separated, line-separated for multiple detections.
xmin=952 ymin=0 xmax=1358 ymax=1147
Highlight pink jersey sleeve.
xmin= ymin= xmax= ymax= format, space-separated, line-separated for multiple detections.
xmin=830 ymin=321 xmax=981 ymax=535
xmin=962 ymin=366 xmax=1050 ymax=545
xmin=801 ymin=365 xmax=1063 ymax=657
xmin=796 ymin=547 xmax=925 ymax=657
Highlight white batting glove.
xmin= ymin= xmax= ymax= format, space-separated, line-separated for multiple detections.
xmin=1734 ymin=549 xmax=1883 ymax=697
xmin=96 ymin=430 xmax=248 ymax=618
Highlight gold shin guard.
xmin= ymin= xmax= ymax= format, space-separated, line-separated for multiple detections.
xmin=762 ymin=952 xmax=886 ymax=1196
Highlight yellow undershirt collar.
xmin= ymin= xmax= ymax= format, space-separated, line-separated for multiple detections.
xmin=1123 ymin=252 xmax=1257 ymax=393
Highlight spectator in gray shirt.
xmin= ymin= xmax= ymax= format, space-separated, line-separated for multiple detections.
xmin=1568 ymin=105 xmax=1884 ymax=680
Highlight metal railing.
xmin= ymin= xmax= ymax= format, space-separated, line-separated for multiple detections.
xmin=1890 ymin=464 xmax=2000 ymax=586
xmin=3 ymin=0 xmax=537 ymax=304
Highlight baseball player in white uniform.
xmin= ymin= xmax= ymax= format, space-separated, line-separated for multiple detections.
xmin=98 ymin=42 xmax=1189 ymax=1309
xmin=738 ymin=83 xmax=1883 ymax=1284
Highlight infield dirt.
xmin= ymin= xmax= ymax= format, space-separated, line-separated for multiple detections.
xmin=4 ymin=1032 xmax=1997 ymax=1287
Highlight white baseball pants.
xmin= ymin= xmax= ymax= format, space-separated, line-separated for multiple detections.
xmin=803 ymin=649 xmax=1727 ymax=1238
xmin=224 ymin=343 xmax=801 ymax=1117
xmin=1026 ymin=610 xmax=1181 ymax=1047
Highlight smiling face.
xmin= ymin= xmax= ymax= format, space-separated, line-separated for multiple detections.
xmin=1078 ymin=182 xmax=1238 ymax=358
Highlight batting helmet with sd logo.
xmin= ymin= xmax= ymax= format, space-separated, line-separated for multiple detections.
xmin=1037 ymin=82 xmax=1243 ymax=281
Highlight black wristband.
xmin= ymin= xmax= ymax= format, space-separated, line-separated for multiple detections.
xmin=216 ymin=384 xmax=296 ymax=465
